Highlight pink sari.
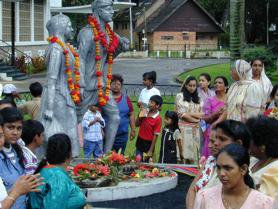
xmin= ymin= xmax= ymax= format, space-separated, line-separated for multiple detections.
xmin=202 ymin=97 xmax=225 ymax=157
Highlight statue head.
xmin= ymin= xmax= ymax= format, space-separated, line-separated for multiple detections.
xmin=91 ymin=0 xmax=114 ymax=23
xmin=46 ymin=14 xmax=74 ymax=40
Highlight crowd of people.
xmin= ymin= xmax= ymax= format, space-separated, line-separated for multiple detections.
xmin=0 ymin=57 xmax=277 ymax=209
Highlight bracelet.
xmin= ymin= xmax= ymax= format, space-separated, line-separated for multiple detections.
xmin=6 ymin=195 xmax=16 ymax=202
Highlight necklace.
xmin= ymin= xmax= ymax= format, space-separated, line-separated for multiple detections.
xmin=222 ymin=187 xmax=251 ymax=209
xmin=47 ymin=36 xmax=81 ymax=104
xmin=88 ymin=15 xmax=119 ymax=106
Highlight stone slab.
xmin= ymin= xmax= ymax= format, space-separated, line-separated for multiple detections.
xmin=86 ymin=173 xmax=178 ymax=202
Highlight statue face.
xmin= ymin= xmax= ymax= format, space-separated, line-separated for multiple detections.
xmin=98 ymin=4 xmax=114 ymax=23
xmin=65 ymin=21 xmax=74 ymax=40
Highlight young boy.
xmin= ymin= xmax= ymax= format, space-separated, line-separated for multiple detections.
xmin=21 ymin=119 xmax=44 ymax=175
xmin=82 ymin=103 xmax=105 ymax=159
xmin=18 ymin=82 xmax=43 ymax=120
xmin=135 ymin=95 xmax=163 ymax=161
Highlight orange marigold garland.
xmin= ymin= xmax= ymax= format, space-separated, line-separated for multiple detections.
xmin=47 ymin=36 xmax=81 ymax=104
xmin=88 ymin=15 xmax=119 ymax=106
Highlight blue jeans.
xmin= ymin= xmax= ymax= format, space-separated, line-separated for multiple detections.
xmin=83 ymin=140 xmax=103 ymax=159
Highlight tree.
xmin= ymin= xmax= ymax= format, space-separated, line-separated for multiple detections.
xmin=230 ymin=0 xmax=245 ymax=62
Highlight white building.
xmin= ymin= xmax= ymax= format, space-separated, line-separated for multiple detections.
xmin=0 ymin=0 xmax=134 ymax=58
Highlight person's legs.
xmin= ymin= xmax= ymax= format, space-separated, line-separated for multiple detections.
xmin=83 ymin=140 xmax=94 ymax=159
xmin=93 ymin=140 xmax=104 ymax=159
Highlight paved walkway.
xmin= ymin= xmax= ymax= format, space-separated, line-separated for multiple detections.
xmin=2 ymin=58 xmax=229 ymax=92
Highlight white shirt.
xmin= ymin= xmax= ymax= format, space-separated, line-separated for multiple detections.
xmin=138 ymin=87 xmax=161 ymax=106
xmin=0 ymin=177 xmax=8 ymax=204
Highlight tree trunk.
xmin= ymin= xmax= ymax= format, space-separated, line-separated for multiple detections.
xmin=230 ymin=0 xmax=245 ymax=63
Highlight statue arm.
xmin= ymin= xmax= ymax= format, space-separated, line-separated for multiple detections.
xmin=114 ymin=34 xmax=130 ymax=57
xmin=77 ymin=28 xmax=93 ymax=89
xmin=44 ymin=46 xmax=62 ymax=120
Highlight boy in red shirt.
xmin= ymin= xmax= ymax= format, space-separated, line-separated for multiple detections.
xmin=135 ymin=95 xmax=163 ymax=161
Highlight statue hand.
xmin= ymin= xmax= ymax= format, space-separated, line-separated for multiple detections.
xmin=44 ymin=110 xmax=53 ymax=121
xmin=120 ymin=37 xmax=130 ymax=51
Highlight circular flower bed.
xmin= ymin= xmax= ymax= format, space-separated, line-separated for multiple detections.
xmin=69 ymin=151 xmax=175 ymax=188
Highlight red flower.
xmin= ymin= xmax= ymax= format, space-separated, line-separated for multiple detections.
xmin=107 ymin=59 xmax=113 ymax=64
xmin=135 ymin=154 xmax=142 ymax=162
xmin=74 ymin=70 xmax=80 ymax=75
xmin=73 ymin=164 xmax=89 ymax=176
xmin=63 ymin=50 xmax=69 ymax=55
xmin=264 ymin=108 xmax=272 ymax=116
xmin=107 ymin=74 xmax=112 ymax=79
xmin=50 ymin=36 xmax=58 ymax=43
xmin=169 ymin=173 xmax=175 ymax=177
xmin=104 ymin=96 xmax=110 ymax=101
xmin=94 ymin=36 xmax=100 ymax=42
xmin=96 ymin=71 xmax=102 ymax=77
xmin=95 ymin=55 xmax=102 ymax=61
xmin=65 ymin=68 xmax=71 ymax=74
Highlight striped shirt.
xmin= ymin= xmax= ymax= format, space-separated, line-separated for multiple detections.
xmin=82 ymin=110 xmax=105 ymax=142
xmin=22 ymin=146 xmax=38 ymax=175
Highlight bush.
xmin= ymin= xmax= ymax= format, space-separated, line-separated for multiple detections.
xmin=31 ymin=56 xmax=46 ymax=73
xmin=242 ymin=46 xmax=276 ymax=71
xmin=15 ymin=56 xmax=30 ymax=73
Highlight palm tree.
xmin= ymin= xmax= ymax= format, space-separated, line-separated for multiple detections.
xmin=230 ymin=0 xmax=245 ymax=63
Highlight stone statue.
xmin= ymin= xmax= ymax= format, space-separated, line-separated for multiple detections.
xmin=39 ymin=14 xmax=80 ymax=157
xmin=78 ymin=0 xmax=129 ymax=153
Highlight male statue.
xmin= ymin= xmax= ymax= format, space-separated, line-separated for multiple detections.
xmin=78 ymin=0 xmax=129 ymax=153
xmin=39 ymin=14 xmax=80 ymax=157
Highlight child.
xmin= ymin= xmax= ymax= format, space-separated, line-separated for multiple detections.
xmin=266 ymin=85 xmax=278 ymax=109
xmin=159 ymin=111 xmax=183 ymax=164
xmin=135 ymin=95 xmax=163 ymax=161
xmin=82 ymin=103 xmax=105 ymax=159
xmin=21 ymin=119 xmax=44 ymax=175
xmin=138 ymin=71 xmax=161 ymax=117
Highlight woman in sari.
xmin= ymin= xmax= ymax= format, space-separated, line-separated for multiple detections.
xmin=215 ymin=59 xmax=265 ymax=123
xmin=246 ymin=116 xmax=278 ymax=198
xmin=247 ymin=59 xmax=273 ymax=104
xmin=201 ymin=76 xmax=228 ymax=157
xmin=175 ymin=76 xmax=203 ymax=164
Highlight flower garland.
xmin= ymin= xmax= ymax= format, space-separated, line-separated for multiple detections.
xmin=88 ymin=15 xmax=119 ymax=106
xmin=47 ymin=36 xmax=81 ymax=104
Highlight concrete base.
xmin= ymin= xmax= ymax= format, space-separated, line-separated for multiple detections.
xmin=86 ymin=172 xmax=178 ymax=202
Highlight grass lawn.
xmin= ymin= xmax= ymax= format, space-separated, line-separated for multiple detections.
xmin=177 ymin=62 xmax=278 ymax=85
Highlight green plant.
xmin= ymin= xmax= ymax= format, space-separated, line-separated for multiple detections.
xmin=15 ymin=56 xmax=29 ymax=73
xmin=31 ymin=56 xmax=46 ymax=73
xmin=242 ymin=46 xmax=276 ymax=70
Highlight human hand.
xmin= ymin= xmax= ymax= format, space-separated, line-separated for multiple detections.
xmin=12 ymin=174 xmax=44 ymax=196
xmin=129 ymin=129 xmax=136 ymax=141
xmin=44 ymin=110 xmax=53 ymax=120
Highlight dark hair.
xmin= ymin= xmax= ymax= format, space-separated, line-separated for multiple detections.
xmin=29 ymin=82 xmax=43 ymax=97
xmin=21 ymin=120 xmax=44 ymax=146
xmin=250 ymin=58 xmax=263 ymax=66
xmin=35 ymin=133 xmax=72 ymax=173
xmin=0 ymin=115 xmax=3 ymax=126
xmin=149 ymin=95 xmax=163 ymax=107
xmin=165 ymin=111 xmax=179 ymax=131
xmin=2 ymin=95 xmax=16 ymax=107
xmin=246 ymin=115 xmax=278 ymax=158
xmin=199 ymin=73 xmax=211 ymax=82
xmin=216 ymin=120 xmax=251 ymax=149
xmin=0 ymin=107 xmax=24 ymax=169
xmin=0 ymin=107 xmax=23 ymax=123
xmin=143 ymin=71 xmax=157 ymax=84
xmin=112 ymin=74 xmax=124 ymax=85
xmin=181 ymin=76 xmax=199 ymax=104
xmin=269 ymin=85 xmax=278 ymax=100
xmin=214 ymin=76 xmax=229 ymax=87
xmin=0 ymin=99 xmax=14 ymax=109
xmin=217 ymin=144 xmax=255 ymax=189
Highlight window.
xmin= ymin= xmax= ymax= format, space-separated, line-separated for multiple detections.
xmin=19 ymin=2 xmax=31 ymax=42
xmin=182 ymin=32 xmax=189 ymax=40
xmin=161 ymin=36 xmax=174 ymax=40
xmin=115 ymin=23 xmax=119 ymax=30
xmin=2 ymin=1 xmax=11 ymax=41
xmin=196 ymin=33 xmax=207 ymax=40
xmin=121 ymin=23 xmax=128 ymax=30
xmin=34 ymin=1 xmax=44 ymax=41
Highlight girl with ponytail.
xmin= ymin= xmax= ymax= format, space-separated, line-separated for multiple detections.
xmin=29 ymin=133 xmax=86 ymax=209
xmin=193 ymin=144 xmax=274 ymax=209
